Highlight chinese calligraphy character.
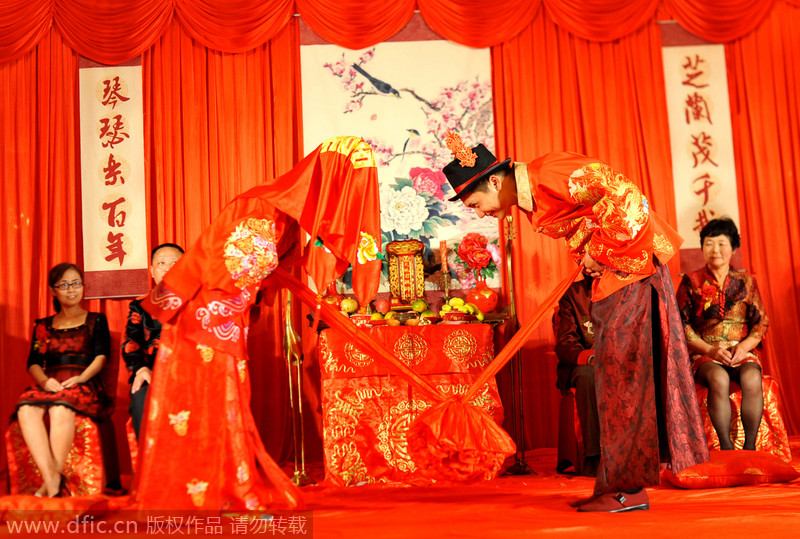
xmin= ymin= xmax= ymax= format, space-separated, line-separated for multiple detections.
xmin=102 ymin=197 xmax=127 ymax=227
xmin=693 ymin=208 xmax=717 ymax=232
xmin=692 ymin=173 xmax=715 ymax=206
xmin=101 ymin=76 xmax=130 ymax=109
xmin=684 ymin=92 xmax=713 ymax=125
xmin=105 ymin=231 xmax=127 ymax=266
xmin=99 ymin=115 xmax=130 ymax=148
xmin=690 ymin=132 xmax=718 ymax=168
xmin=681 ymin=54 xmax=709 ymax=89
xmin=103 ymin=153 xmax=126 ymax=185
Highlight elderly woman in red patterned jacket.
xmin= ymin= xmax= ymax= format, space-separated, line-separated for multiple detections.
xmin=676 ymin=217 xmax=768 ymax=452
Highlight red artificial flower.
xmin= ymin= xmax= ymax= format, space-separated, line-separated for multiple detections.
xmin=458 ymin=233 xmax=492 ymax=270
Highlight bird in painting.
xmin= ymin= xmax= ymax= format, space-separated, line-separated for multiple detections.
xmin=351 ymin=64 xmax=401 ymax=98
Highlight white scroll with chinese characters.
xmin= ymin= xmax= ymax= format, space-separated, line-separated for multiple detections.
xmin=661 ymin=24 xmax=741 ymax=270
xmin=79 ymin=59 xmax=149 ymax=298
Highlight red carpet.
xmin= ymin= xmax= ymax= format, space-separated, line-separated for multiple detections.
xmin=3 ymin=440 xmax=800 ymax=538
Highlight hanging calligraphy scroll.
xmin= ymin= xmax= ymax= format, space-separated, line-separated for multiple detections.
xmin=661 ymin=23 xmax=742 ymax=271
xmin=78 ymin=58 xmax=149 ymax=298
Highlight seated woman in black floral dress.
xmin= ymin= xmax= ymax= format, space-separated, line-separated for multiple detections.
xmin=14 ymin=262 xmax=111 ymax=497
xmin=676 ymin=218 xmax=769 ymax=451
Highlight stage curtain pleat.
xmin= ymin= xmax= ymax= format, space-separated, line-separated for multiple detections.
xmin=543 ymin=0 xmax=660 ymax=42
xmin=0 ymin=0 xmax=52 ymax=63
xmin=297 ymin=0 xmax=416 ymax=50
xmin=53 ymin=0 xmax=173 ymax=66
xmin=725 ymin=1 xmax=800 ymax=434
xmin=491 ymin=10 xmax=678 ymax=449
xmin=417 ymin=0 xmax=542 ymax=49
xmin=662 ymin=0 xmax=775 ymax=43
xmin=1 ymin=1 xmax=797 ymax=62
xmin=174 ymin=0 xmax=294 ymax=54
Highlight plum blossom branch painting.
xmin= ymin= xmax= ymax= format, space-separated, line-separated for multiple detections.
xmin=301 ymin=40 xmax=500 ymax=292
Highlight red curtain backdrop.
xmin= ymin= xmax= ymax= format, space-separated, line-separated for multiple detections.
xmin=1 ymin=0 xmax=799 ymax=476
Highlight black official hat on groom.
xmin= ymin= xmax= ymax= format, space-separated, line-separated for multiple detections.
xmin=443 ymin=132 xmax=512 ymax=201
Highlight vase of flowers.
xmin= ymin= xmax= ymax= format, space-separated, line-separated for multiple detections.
xmin=457 ymin=232 xmax=499 ymax=313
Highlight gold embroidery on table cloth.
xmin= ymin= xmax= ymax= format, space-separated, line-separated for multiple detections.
xmin=393 ymin=333 xmax=428 ymax=367
xmin=435 ymin=383 xmax=495 ymax=416
xmin=330 ymin=441 xmax=370 ymax=485
xmin=376 ymin=399 xmax=431 ymax=473
xmin=324 ymin=406 xmax=359 ymax=447
xmin=344 ymin=342 xmax=374 ymax=368
xmin=320 ymin=335 xmax=356 ymax=376
xmin=442 ymin=330 xmax=479 ymax=367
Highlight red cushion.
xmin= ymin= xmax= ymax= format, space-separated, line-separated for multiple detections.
xmin=662 ymin=450 xmax=799 ymax=489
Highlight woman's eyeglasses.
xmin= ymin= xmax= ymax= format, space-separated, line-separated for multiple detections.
xmin=53 ymin=281 xmax=84 ymax=290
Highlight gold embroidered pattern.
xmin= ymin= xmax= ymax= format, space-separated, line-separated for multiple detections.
xmin=606 ymin=249 xmax=649 ymax=273
xmin=564 ymin=223 xmax=593 ymax=254
xmin=169 ymin=410 xmax=190 ymax=436
xmin=344 ymin=342 xmax=374 ymax=368
xmin=538 ymin=220 xmax=578 ymax=239
xmin=652 ymin=233 xmax=675 ymax=257
xmin=330 ymin=441 xmax=370 ymax=485
xmin=320 ymin=333 xmax=356 ymax=375
xmin=514 ymin=163 xmax=532 ymax=212
xmin=236 ymin=358 xmax=247 ymax=383
xmin=319 ymin=136 xmax=377 ymax=169
xmin=393 ymin=333 xmax=429 ymax=367
xmin=223 ymin=218 xmax=278 ymax=290
xmin=569 ymin=163 xmax=649 ymax=242
xmin=442 ymin=330 xmax=479 ymax=367
xmin=196 ymin=343 xmax=214 ymax=363
xmin=445 ymin=131 xmax=477 ymax=167
xmin=186 ymin=479 xmax=209 ymax=507
xmin=376 ymin=399 xmax=431 ymax=473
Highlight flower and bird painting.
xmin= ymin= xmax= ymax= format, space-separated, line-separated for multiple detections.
xmin=301 ymin=40 xmax=501 ymax=293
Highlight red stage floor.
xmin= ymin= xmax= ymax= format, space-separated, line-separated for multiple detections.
xmin=2 ymin=441 xmax=800 ymax=538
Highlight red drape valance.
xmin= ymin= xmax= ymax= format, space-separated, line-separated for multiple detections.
xmin=0 ymin=0 xmax=794 ymax=64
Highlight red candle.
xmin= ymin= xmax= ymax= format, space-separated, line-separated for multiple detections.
xmin=440 ymin=240 xmax=448 ymax=274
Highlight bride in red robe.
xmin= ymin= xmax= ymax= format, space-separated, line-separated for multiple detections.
xmin=134 ymin=136 xmax=383 ymax=511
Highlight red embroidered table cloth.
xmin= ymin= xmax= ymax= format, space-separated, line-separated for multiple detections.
xmin=318 ymin=324 xmax=503 ymax=485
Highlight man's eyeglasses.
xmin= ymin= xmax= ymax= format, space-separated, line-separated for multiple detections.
xmin=53 ymin=281 xmax=84 ymax=290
